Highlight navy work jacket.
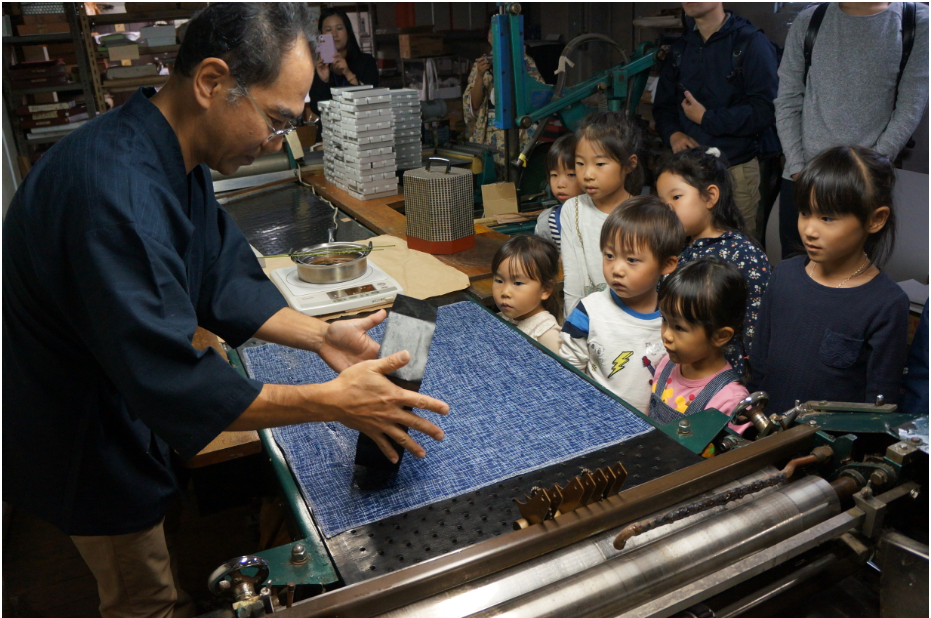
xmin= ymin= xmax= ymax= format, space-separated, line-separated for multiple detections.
xmin=654 ymin=13 xmax=779 ymax=166
xmin=3 ymin=88 xmax=287 ymax=535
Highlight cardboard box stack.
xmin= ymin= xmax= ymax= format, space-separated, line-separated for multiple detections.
xmin=320 ymin=86 xmax=399 ymax=201
xmin=391 ymin=89 xmax=422 ymax=169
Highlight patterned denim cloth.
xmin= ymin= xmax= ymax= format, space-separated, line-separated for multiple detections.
xmin=241 ymin=302 xmax=653 ymax=538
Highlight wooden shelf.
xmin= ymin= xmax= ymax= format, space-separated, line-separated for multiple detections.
xmin=102 ymin=74 xmax=168 ymax=91
xmin=25 ymin=132 xmax=71 ymax=145
xmin=10 ymin=83 xmax=84 ymax=95
xmin=2 ymin=33 xmax=74 ymax=44
xmin=88 ymin=9 xmax=194 ymax=26
xmin=94 ymin=44 xmax=179 ymax=58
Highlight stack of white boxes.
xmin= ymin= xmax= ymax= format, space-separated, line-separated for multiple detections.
xmin=321 ymin=86 xmax=399 ymax=201
xmin=391 ymin=88 xmax=422 ymax=169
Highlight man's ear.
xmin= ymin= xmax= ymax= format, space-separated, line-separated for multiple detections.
xmin=192 ymin=57 xmax=235 ymax=111
xmin=660 ymin=256 xmax=678 ymax=276
xmin=712 ymin=326 xmax=735 ymax=349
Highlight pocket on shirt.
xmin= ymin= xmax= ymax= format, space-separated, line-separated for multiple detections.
xmin=819 ymin=329 xmax=863 ymax=369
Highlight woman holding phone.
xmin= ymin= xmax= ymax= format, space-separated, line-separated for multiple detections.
xmin=309 ymin=8 xmax=379 ymax=117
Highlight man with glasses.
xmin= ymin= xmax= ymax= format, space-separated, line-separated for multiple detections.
xmin=3 ymin=5 xmax=448 ymax=617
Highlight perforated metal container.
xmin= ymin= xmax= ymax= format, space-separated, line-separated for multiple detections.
xmin=404 ymin=157 xmax=475 ymax=254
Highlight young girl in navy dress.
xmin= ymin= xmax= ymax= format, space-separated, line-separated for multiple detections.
xmin=650 ymin=257 xmax=750 ymax=425
xmin=749 ymin=146 xmax=909 ymax=414
xmin=656 ymin=147 xmax=770 ymax=350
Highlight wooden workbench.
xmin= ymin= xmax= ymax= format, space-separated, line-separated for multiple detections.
xmin=302 ymin=172 xmax=505 ymax=301
xmin=189 ymin=173 xmax=508 ymax=466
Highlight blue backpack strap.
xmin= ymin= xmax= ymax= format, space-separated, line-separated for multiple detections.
xmin=804 ymin=3 xmax=830 ymax=86
xmin=685 ymin=369 xmax=741 ymax=417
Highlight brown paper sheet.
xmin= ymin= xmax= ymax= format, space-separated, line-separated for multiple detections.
xmin=261 ymin=235 xmax=471 ymax=320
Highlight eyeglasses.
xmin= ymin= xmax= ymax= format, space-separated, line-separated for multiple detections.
xmin=244 ymin=88 xmax=297 ymax=142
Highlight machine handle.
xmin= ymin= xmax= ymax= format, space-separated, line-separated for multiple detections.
xmin=425 ymin=157 xmax=452 ymax=174
xmin=208 ymin=555 xmax=270 ymax=597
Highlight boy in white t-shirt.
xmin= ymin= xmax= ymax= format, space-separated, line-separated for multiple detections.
xmin=560 ymin=196 xmax=685 ymax=414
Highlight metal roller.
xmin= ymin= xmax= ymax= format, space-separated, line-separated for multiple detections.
xmin=465 ymin=475 xmax=840 ymax=618
xmin=374 ymin=469 xmax=784 ymax=618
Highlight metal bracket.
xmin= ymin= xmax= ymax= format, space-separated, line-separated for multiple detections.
xmin=853 ymin=488 xmax=888 ymax=539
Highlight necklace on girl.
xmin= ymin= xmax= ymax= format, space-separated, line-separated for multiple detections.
xmin=809 ymin=252 xmax=871 ymax=288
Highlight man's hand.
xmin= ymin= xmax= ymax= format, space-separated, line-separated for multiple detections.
xmin=317 ymin=309 xmax=386 ymax=372
xmin=316 ymin=54 xmax=330 ymax=82
xmin=681 ymin=91 xmax=707 ymax=125
xmin=323 ymin=350 xmax=449 ymax=462
xmin=670 ymin=131 xmax=700 ymax=153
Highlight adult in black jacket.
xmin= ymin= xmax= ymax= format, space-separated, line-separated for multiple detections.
xmin=309 ymin=7 xmax=379 ymax=116
xmin=654 ymin=3 xmax=778 ymax=241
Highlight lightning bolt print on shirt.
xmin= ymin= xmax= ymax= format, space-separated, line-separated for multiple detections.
xmin=559 ymin=289 xmax=665 ymax=415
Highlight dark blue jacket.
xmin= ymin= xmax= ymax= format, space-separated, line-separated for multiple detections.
xmin=654 ymin=13 xmax=779 ymax=166
xmin=2 ymin=88 xmax=287 ymax=535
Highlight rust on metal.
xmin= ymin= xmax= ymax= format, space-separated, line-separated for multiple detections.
xmin=613 ymin=471 xmax=788 ymax=549
xmin=285 ymin=425 xmax=818 ymax=618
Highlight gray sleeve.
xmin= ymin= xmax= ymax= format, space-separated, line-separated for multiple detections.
xmin=775 ymin=7 xmax=814 ymax=179
xmin=874 ymin=4 xmax=930 ymax=159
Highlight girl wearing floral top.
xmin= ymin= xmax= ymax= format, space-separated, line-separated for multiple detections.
xmin=463 ymin=23 xmax=546 ymax=172
xmin=656 ymin=147 xmax=771 ymax=358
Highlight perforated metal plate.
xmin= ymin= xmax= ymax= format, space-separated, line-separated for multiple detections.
xmin=326 ymin=428 xmax=701 ymax=584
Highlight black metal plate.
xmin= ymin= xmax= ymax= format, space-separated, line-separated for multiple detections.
xmin=223 ymin=184 xmax=373 ymax=256
xmin=326 ymin=428 xmax=701 ymax=584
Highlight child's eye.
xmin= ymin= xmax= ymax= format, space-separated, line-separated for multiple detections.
xmin=627 ymin=257 xmax=640 ymax=264
xmin=675 ymin=324 xmax=687 ymax=332
xmin=494 ymin=277 xmax=503 ymax=283
xmin=821 ymin=216 xmax=835 ymax=223
xmin=567 ymin=172 xmax=576 ymax=177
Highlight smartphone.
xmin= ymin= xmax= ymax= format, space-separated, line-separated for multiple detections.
xmin=317 ymin=33 xmax=336 ymax=64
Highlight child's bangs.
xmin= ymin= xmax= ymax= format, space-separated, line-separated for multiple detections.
xmin=508 ymin=250 xmax=542 ymax=282
xmin=659 ymin=276 xmax=715 ymax=327
xmin=795 ymin=150 xmax=873 ymax=221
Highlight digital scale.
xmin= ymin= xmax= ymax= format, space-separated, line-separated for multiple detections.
xmin=270 ymin=263 xmax=404 ymax=317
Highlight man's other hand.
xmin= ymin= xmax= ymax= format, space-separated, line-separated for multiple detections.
xmin=323 ymin=350 xmax=450 ymax=462
xmin=670 ymin=131 xmax=701 ymax=153
xmin=317 ymin=309 xmax=386 ymax=372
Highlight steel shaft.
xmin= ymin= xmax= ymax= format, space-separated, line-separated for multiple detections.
xmin=467 ymin=475 xmax=839 ymax=618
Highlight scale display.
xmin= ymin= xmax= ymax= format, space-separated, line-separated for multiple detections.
xmin=270 ymin=263 xmax=403 ymax=317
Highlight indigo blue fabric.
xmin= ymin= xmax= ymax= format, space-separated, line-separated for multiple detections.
xmin=241 ymin=302 xmax=653 ymax=538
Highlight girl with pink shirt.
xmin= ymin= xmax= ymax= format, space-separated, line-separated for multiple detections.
xmin=649 ymin=257 xmax=750 ymax=424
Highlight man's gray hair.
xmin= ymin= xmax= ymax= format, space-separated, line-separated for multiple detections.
xmin=175 ymin=3 xmax=316 ymax=100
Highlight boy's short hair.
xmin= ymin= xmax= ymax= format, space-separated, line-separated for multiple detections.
xmin=545 ymin=134 xmax=577 ymax=173
xmin=599 ymin=196 xmax=685 ymax=263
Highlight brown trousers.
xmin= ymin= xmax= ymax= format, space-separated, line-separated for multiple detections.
xmin=71 ymin=519 xmax=194 ymax=618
